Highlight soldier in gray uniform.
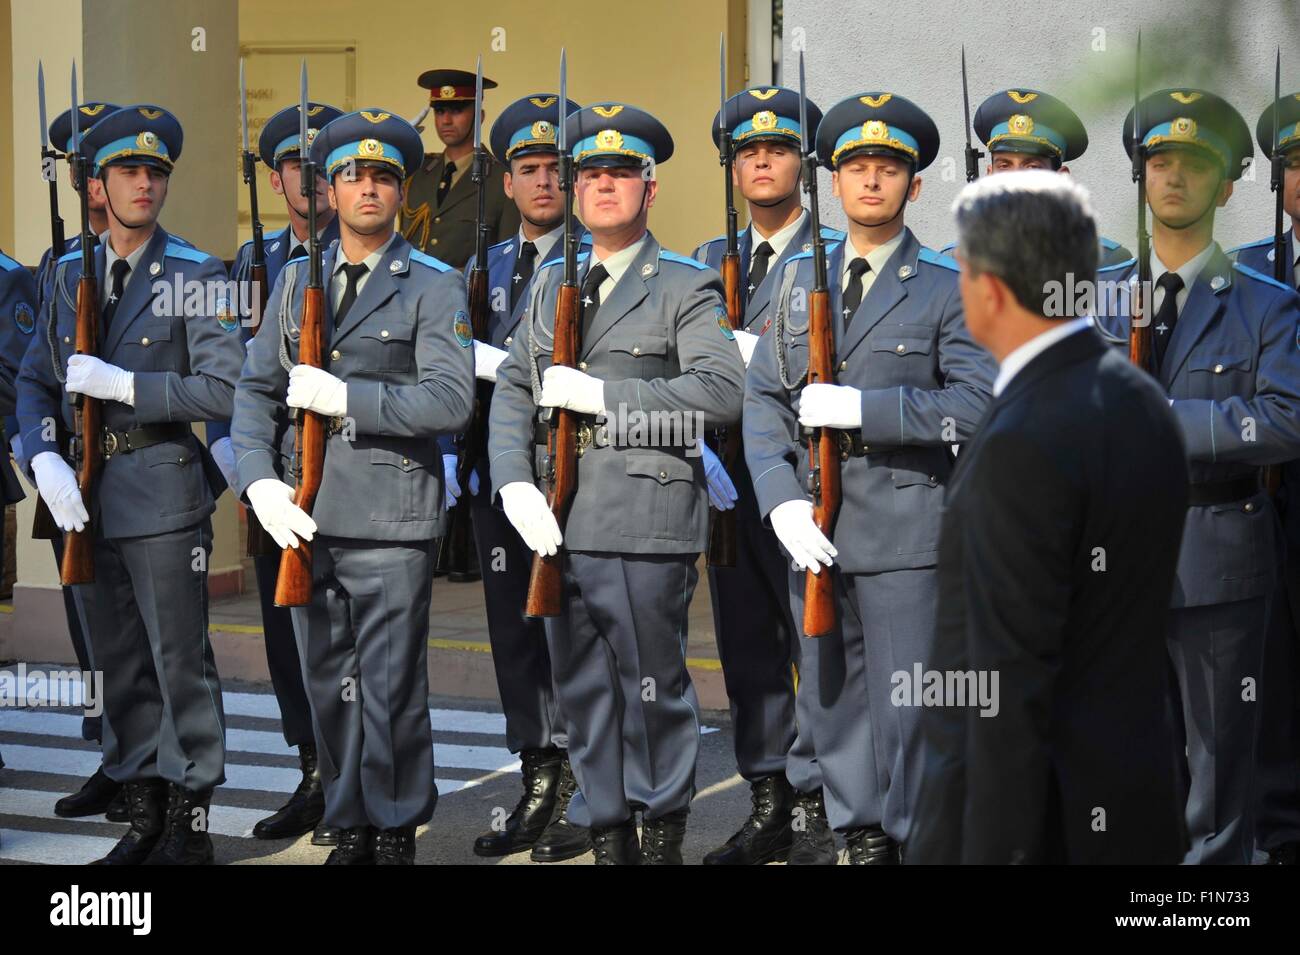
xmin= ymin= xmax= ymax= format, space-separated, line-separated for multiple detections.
xmin=232 ymin=109 xmax=474 ymax=865
xmin=1230 ymin=92 xmax=1300 ymax=866
xmin=488 ymin=103 xmax=745 ymax=864
xmin=1094 ymin=89 xmax=1300 ymax=864
xmin=444 ymin=92 xmax=594 ymax=863
xmin=744 ymin=92 xmax=994 ymax=864
xmin=940 ymin=89 xmax=1132 ymax=267
xmin=16 ymin=105 xmax=244 ymax=865
xmin=691 ymin=87 xmax=842 ymax=865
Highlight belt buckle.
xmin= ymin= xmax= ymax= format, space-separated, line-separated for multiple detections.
xmin=576 ymin=421 xmax=593 ymax=457
xmin=102 ymin=430 xmax=119 ymax=459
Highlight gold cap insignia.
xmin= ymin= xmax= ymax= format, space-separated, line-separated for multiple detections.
xmin=863 ymin=119 xmax=889 ymax=140
xmin=529 ymin=96 xmax=557 ymax=108
xmin=860 ymin=94 xmax=892 ymax=109
xmin=1007 ymin=91 xmax=1038 ymax=105
xmin=1008 ymin=113 xmax=1035 ymax=135
xmin=360 ymin=111 xmax=391 ymax=124
xmin=302 ymin=105 xmax=323 ymax=117
xmin=439 ymin=85 xmax=456 ymax=99
xmin=1170 ymin=91 xmax=1203 ymax=105
xmin=748 ymin=89 xmax=780 ymax=101
xmin=136 ymin=131 xmax=160 ymax=151
xmin=81 ymin=104 xmax=106 ymax=117
xmin=592 ymin=105 xmax=624 ymax=118
xmin=530 ymin=120 xmax=555 ymax=141
xmin=752 ymin=110 xmax=778 ymax=131
xmin=1171 ymin=117 xmax=1197 ymax=137
xmin=595 ymin=129 xmax=624 ymax=150
xmin=358 ymin=138 xmax=384 ymax=157
xmin=138 ymin=107 xmax=163 ymax=120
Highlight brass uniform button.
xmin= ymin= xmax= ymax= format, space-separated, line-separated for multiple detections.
xmin=632 ymin=346 xmax=641 ymax=356
xmin=1213 ymin=363 xmax=1224 ymax=374
xmin=381 ymin=330 xmax=390 ymax=338
xmin=330 ymin=349 xmax=342 ymax=361
xmin=141 ymin=337 xmax=150 ymax=345
xmin=839 ymin=360 xmax=847 ymax=371
xmin=578 ymin=361 xmax=588 ymax=371
xmin=896 ymin=343 xmax=906 ymax=354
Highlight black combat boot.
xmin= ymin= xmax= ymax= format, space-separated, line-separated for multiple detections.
xmin=375 ymin=825 xmax=418 ymax=865
xmin=531 ymin=752 xmax=592 ymax=862
xmin=54 ymin=765 xmax=122 ymax=818
xmin=703 ymin=774 xmax=795 ymax=865
xmin=324 ymin=826 xmax=375 ymax=865
xmin=844 ymin=825 xmax=899 ymax=865
xmin=144 ymin=785 xmax=215 ymax=865
xmin=590 ymin=818 xmax=640 ymax=865
xmin=90 ymin=779 xmax=168 ymax=865
xmin=787 ymin=787 xmax=837 ymax=865
xmin=639 ymin=808 xmax=689 ymax=865
xmin=473 ymin=747 xmax=563 ymax=857
xmin=253 ymin=744 xmax=325 ymax=840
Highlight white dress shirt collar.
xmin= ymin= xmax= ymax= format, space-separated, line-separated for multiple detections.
xmin=993 ymin=317 xmax=1093 ymax=397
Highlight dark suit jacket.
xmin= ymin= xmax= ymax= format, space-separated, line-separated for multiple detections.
xmin=400 ymin=152 xmax=521 ymax=269
xmin=908 ymin=325 xmax=1190 ymax=864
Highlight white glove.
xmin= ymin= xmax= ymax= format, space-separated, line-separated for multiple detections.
xmin=734 ymin=329 xmax=760 ymax=368
xmin=700 ymin=442 xmax=738 ymax=510
xmin=287 ymin=365 xmax=348 ymax=417
xmin=539 ymin=365 xmax=605 ymax=414
xmin=246 ymin=478 xmax=317 ymax=550
xmin=500 ymin=481 xmax=563 ymax=557
xmin=65 ymin=354 xmax=134 ymax=405
xmin=31 ymin=451 xmax=88 ymax=533
xmin=770 ymin=499 xmax=837 ymax=574
xmin=210 ymin=437 xmax=238 ymax=491
xmin=443 ymin=453 xmax=480 ymax=508
xmin=798 ymin=382 xmax=862 ymax=429
xmin=473 ymin=340 xmax=508 ymax=383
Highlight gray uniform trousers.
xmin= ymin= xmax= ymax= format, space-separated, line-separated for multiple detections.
xmin=290 ymin=537 xmax=438 ymax=831
xmin=471 ymin=490 xmax=566 ymax=753
xmin=786 ymin=566 xmax=936 ymax=838
xmin=550 ymin=552 xmax=702 ymax=829
xmin=78 ymin=518 xmax=226 ymax=791
xmin=1168 ymin=596 xmax=1269 ymax=864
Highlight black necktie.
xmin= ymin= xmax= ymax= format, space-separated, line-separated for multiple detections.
xmin=841 ymin=257 xmax=872 ymax=322
xmin=580 ymin=263 xmax=609 ymax=340
xmin=748 ymin=241 xmax=775 ymax=301
xmin=103 ymin=258 xmax=131 ymax=330
xmin=289 ymin=244 xmax=305 ymax=262
xmin=437 ymin=161 xmax=456 ymax=205
xmin=1151 ymin=271 xmax=1184 ymax=369
xmin=512 ymin=241 xmax=538 ymax=311
xmin=334 ymin=262 xmax=369 ymax=327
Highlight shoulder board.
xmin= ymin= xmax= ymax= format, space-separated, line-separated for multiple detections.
xmin=580 ymin=234 xmax=593 ymax=245
xmin=1099 ymin=235 xmax=1121 ymax=251
xmin=819 ymin=226 xmax=846 ymax=240
xmin=1098 ymin=257 xmax=1136 ymax=274
xmin=919 ymin=248 xmax=960 ymax=271
xmin=1233 ymin=262 xmax=1294 ymax=293
xmin=57 ymin=249 xmax=81 ymax=265
xmin=408 ymin=249 xmax=452 ymax=272
xmin=488 ymin=238 xmax=513 ymax=253
xmin=1226 ymin=236 xmax=1273 ymax=254
xmin=285 ymin=254 xmax=308 ymax=265
xmin=700 ymin=234 xmax=726 ymax=248
xmin=165 ymin=242 xmax=207 ymax=263
xmin=658 ymin=249 xmax=708 ymax=270
xmin=0 ymin=251 xmax=21 ymax=272
xmin=939 ymin=241 xmax=957 ymax=255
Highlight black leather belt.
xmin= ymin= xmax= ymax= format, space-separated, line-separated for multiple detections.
xmin=1187 ymin=474 xmax=1260 ymax=507
xmin=102 ymin=423 xmax=189 ymax=459
xmin=800 ymin=426 xmax=872 ymax=459
xmin=533 ymin=411 xmax=596 ymax=451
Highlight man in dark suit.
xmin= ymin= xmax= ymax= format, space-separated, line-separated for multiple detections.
xmin=909 ymin=171 xmax=1189 ymax=865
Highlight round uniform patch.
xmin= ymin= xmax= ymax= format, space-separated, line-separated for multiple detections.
xmin=453 ymin=310 xmax=473 ymax=347
xmin=216 ymin=297 xmax=239 ymax=332
xmin=716 ymin=305 xmax=735 ymax=341
xmin=14 ymin=302 xmax=35 ymax=335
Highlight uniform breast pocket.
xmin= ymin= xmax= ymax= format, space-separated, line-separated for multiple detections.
xmin=608 ymin=331 xmax=669 ymax=378
xmin=121 ymin=321 xmax=174 ymax=371
xmin=1212 ymin=493 xmax=1272 ymax=581
xmin=870 ymin=323 xmax=935 ymax=382
xmin=139 ymin=438 xmax=204 ymax=517
xmin=368 ymin=446 xmax=437 ymax=522
xmin=1187 ymin=345 xmax=1253 ymax=400
xmin=359 ymin=320 xmax=416 ymax=373
xmin=620 ymin=450 xmax=697 ymax=541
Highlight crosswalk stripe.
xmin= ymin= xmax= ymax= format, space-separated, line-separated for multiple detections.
xmin=0 ymin=827 xmax=121 ymax=865
xmin=0 ymin=710 xmax=521 ymax=773
xmin=0 ymin=788 xmax=271 ymax=839
xmin=0 ymin=745 xmax=477 ymax=797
